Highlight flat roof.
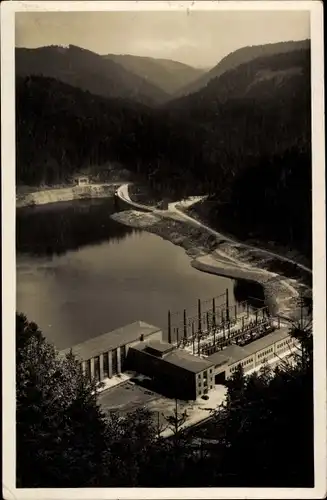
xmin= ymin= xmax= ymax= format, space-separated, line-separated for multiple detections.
xmin=60 ymin=321 xmax=161 ymax=361
xmin=145 ymin=340 xmax=175 ymax=355
xmin=206 ymin=351 xmax=231 ymax=368
xmin=132 ymin=342 xmax=214 ymax=374
xmin=164 ymin=349 xmax=214 ymax=374
xmin=215 ymin=344 xmax=251 ymax=365
xmin=240 ymin=327 xmax=290 ymax=357
xmin=209 ymin=328 xmax=291 ymax=366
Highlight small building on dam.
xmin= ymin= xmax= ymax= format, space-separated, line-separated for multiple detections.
xmin=60 ymin=320 xmax=298 ymax=401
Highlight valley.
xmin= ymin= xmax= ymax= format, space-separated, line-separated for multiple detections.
xmin=13 ymin=16 xmax=316 ymax=489
xmin=16 ymin=39 xmax=311 ymax=263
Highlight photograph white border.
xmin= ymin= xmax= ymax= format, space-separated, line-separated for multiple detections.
xmin=2 ymin=1 xmax=326 ymax=499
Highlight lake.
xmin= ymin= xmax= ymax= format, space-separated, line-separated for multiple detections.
xmin=16 ymin=198 xmax=262 ymax=351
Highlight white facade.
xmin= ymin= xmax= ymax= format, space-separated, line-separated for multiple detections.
xmin=75 ymin=176 xmax=89 ymax=186
xmin=224 ymin=334 xmax=299 ymax=378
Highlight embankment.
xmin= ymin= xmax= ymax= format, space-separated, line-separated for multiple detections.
xmin=16 ymin=183 xmax=119 ymax=208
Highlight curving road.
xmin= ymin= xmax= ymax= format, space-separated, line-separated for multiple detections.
xmin=116 ymin=183 xmax=155 ymax=212
xmin=116 ymin=183 xmax=312 ymax=276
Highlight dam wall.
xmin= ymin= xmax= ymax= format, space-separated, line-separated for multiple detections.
xmin=16 ymin=184 xmax=120 ymax=208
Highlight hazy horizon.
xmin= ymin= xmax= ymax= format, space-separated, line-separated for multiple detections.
xmin=16 ymin=10 xmax=310 ymax=68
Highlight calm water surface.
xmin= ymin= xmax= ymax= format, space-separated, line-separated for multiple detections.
xmin=16 ymin=198 xmax=251 ymax=350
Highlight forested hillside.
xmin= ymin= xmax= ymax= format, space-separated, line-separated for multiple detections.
xmin=166 ymin=48 xmax=310 ymax=168
xmin=16 ymin=76 xmax=197 ymax=186
xmin=166 ymin=45 xmax=312 ymax=260
xmin=192 ymin=147 xmax=312 ymax=262
xmin=16 ymin=45 xmax=169 ymax=105
xmin=175 ymin=39 xmax=310 ymax=97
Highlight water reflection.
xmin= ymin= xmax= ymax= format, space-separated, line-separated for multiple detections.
xmin=16 ymin=198 xmax=138 ymax=256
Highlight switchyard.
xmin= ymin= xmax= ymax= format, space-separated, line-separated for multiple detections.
xmin=167 ymin=288 xmax=277 ymax=358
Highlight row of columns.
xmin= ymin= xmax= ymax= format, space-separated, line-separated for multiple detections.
xmin=81 ymin=346 xmax=123 ymax=382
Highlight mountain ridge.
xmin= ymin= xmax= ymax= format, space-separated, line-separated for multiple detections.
xmin=174 ymin=39 xmax=310 ymax=97
xmin=15 ymin=44 xmax=169 ymax=106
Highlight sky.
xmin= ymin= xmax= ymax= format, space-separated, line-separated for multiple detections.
xmin=15 ymin=10 xmax=310 ymax=68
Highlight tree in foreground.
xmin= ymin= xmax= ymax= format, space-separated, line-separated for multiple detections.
xmin=16 ymin=312 xmax=159 ymax=488
xmin=16 ymin=313 xmax=110 ymax=487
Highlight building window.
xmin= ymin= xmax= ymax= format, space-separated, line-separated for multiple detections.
xmin=85 ymin=359 xmax=91 ymax=381
xmin=103 ymin=352 xmax=109 ymax=378
xmin=94 ymin=356 xmax=100 ymax=382
xmin=120 ymin=345 xmax=126 ymax=370
xmin=112 ymin=349 xmax=118 ymax=375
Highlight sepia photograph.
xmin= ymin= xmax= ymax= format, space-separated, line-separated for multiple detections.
xmin=1 ymin=1 xmax=326 ymax=498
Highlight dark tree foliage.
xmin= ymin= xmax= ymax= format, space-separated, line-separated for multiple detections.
xmin=16 ymin=313 xmax=159 ymax=488
xmin=16 ymin=313 xmax=110 ymax=487
xmin=199 ymin=147 xmax=312 ymax=262
xmin=229 ymin=148 xmax=312 ymax=260
xmin=16 ymin=76 xmax=195 ymax=188
xmin=213 ymin=360 xmax=313 ymax=487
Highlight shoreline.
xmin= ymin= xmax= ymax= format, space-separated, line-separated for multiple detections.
xmin=111 ymin=209 xmax=309 ymax=319
xmin=16 ymin=183 xmax=120 ymax=208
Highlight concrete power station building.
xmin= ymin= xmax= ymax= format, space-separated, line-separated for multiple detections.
xmin=61 ymin=320 xmax=298 ymax=401
xmin=60 ymin=321 xmax=162 ymax=381
xmin=128 ymin=340 xmax=215 ymax=400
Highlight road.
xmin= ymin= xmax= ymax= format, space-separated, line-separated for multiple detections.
xmin=116 ymin=183 xmax=154 ymax=212
xmin=116 ymin=183 xmax=312 ymax=276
